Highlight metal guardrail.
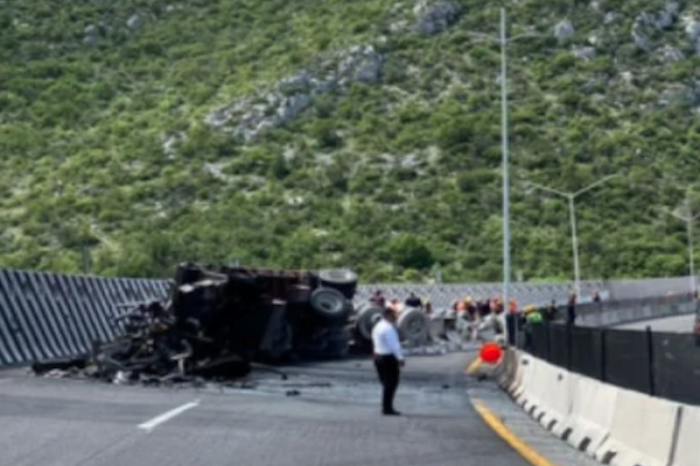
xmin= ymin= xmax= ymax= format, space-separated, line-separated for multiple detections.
xmin=0 ymin=269 xmax=168 ymax=366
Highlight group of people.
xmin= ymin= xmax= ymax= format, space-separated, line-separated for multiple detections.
xmin=367 ymin=289 xmax=597 ymax=416
xmin=369 ymin=290 xmax=433 ymax=314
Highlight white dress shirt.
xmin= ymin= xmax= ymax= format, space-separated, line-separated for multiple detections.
xmin=372 ymin=319 xmax=404 ymax=360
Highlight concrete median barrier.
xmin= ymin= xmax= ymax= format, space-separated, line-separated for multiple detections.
xmin=514 ymin=355 xmax=539 ymax=411
xmin=494 ymin=347 xmax=518 ymax=389
xmin=671 ymin=405 xmax=700 ymax=466
xmin=508 ymin=351 xmax=692 ymax=466
xmin=560 ymin=374 xmax=617 ymax=455
xmin=505 ymin=352 xmax=524 ymax=397
xmin=595 ymin=387 xmax=679 ymax=466
xmin=542 ymin=367 xmax=575 ymax=434
xmin=525 ymin=359 xmax=574 ymax=433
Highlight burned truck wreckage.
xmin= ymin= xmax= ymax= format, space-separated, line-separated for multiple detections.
xmin=33 ymin=264 xmax=368 ymax=383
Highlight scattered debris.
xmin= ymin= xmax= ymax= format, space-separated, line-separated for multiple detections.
xmin=31 ymin=266 xmax=483 ymax=388
xmin=33 ymin=264 xmax=359 ymax=385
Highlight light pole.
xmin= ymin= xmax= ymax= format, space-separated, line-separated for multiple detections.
xmin=526 ymin=174 xmax=619 ymax=298
xmin=662 ymin=200 xmax=700 ymax=296
xmin=469 ymin=9 xmax=545 ymax=313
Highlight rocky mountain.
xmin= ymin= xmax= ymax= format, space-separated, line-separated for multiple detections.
xmin=1 ymin=0 xmax=700 ymax=283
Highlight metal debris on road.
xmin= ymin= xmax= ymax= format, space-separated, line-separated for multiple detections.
xmin=32 ymin=263 xmax=359 ymax=385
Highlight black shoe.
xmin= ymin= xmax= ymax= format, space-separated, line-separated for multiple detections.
xmin=382 ymin=410 xmax=401 ymax=416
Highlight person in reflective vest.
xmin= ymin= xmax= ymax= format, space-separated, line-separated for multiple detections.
xmin=523 ymin=305 xmax=542 ymax=350
xmin=525 ymin=305 xmax=543 ymax=324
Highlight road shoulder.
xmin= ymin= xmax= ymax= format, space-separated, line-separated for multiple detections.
xmin=466 ymin=383 xmax=600 ymax=466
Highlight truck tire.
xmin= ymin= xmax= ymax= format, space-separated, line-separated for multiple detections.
xmin=324 ymin=327 xmax=351 ymax=359
xmin=310 ymin=287 xmax=352 ymax=324
xmin=317 ymin=269 xmax=358 ymax=299
xmin=398 ymin=307 xmax=429 ymax=346
xmin=355 ymin=303 xmax=384 ymax=342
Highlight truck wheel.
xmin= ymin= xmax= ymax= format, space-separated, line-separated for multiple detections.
xmin=317 ymin=269 xmax=358 ymax=299
xmin=355 ymin=303 xmax=384 ymax=341
xmin=310 ymin=287 xmax=352 ymax=324
xmin=398 ymin=307 xmax=429 ymax=346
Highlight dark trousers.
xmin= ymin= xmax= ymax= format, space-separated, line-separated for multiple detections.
xmin=374 ymin=355 xmax=400 ymax=412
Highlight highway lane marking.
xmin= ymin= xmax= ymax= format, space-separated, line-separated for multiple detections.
xmin=466 ymin=357 xmax=483 ymax=374
xmin=472 ymin=398 xmax=557 ymax=466
xmin=138 ymin=400 xmax=200 ymax=433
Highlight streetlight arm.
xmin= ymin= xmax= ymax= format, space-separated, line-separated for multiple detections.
xmin=508 ymin=32 xmax=547 ymax=42
xmin=467 ymin=31 xmax=499 ymax=43
xmin=573 ymin=174 xmax=620 ymax=198
xmin=661 ymin=208 xmax=694 ymax=223
xmin=469 ymin=31 xmax=546 ymax=45
xmin=526 ymin=181 xmax=569 ymax=198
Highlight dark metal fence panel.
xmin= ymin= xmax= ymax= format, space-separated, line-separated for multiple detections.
xmin=525 ymin=315 xmax=700 ymax=406
xmin=652 ymin=332 xmax=700 ymax=405
xmin=0 ymin=270 xmax=169 ymax=367
xmin=604 ymin=329 xmax=652 ymax=394
xmin=549 ymin=324 xmax=570 ymax=369
xmin=530 ymin=324 xmax=549 ymax=360
xmin=570 ymin=326 xmax=604 ymax=380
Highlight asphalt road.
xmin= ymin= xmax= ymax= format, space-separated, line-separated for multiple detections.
xmin=618 ymin=313 xmax=695 ymax=332
xmin=0 ymin=352 xmax=528 ymax=466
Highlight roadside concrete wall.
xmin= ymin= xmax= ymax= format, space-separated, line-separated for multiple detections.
xmin=575 ymin=296 xmax=698 ymax=327
xmin=496 ymin=351 xmax=695 ymax=466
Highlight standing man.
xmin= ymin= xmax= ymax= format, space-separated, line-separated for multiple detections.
xmin=372 ymin=308 xmax=405 ymax=416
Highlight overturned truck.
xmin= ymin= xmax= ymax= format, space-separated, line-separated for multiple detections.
xmin=35 ymin=264 xmax=360 ymax=382
xmin=169 ymin=263 xmax=358 ymax=363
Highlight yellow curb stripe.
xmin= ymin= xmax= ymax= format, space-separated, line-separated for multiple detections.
xmin=473 ymin=399 xmax=557 ymax=466
xmin=466 ymin=357 xmax=483 ymax=374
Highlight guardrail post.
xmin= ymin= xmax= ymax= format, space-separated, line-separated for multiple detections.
xmin=646 ymin=326 xmax=656 ymax=396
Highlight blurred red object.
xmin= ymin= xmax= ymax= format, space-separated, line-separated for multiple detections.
xmin=480 ymin=342 xmax=503 ymax=364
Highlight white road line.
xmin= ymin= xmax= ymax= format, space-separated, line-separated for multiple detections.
xmin=138 ymin=400 xmax=200 ymax=432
